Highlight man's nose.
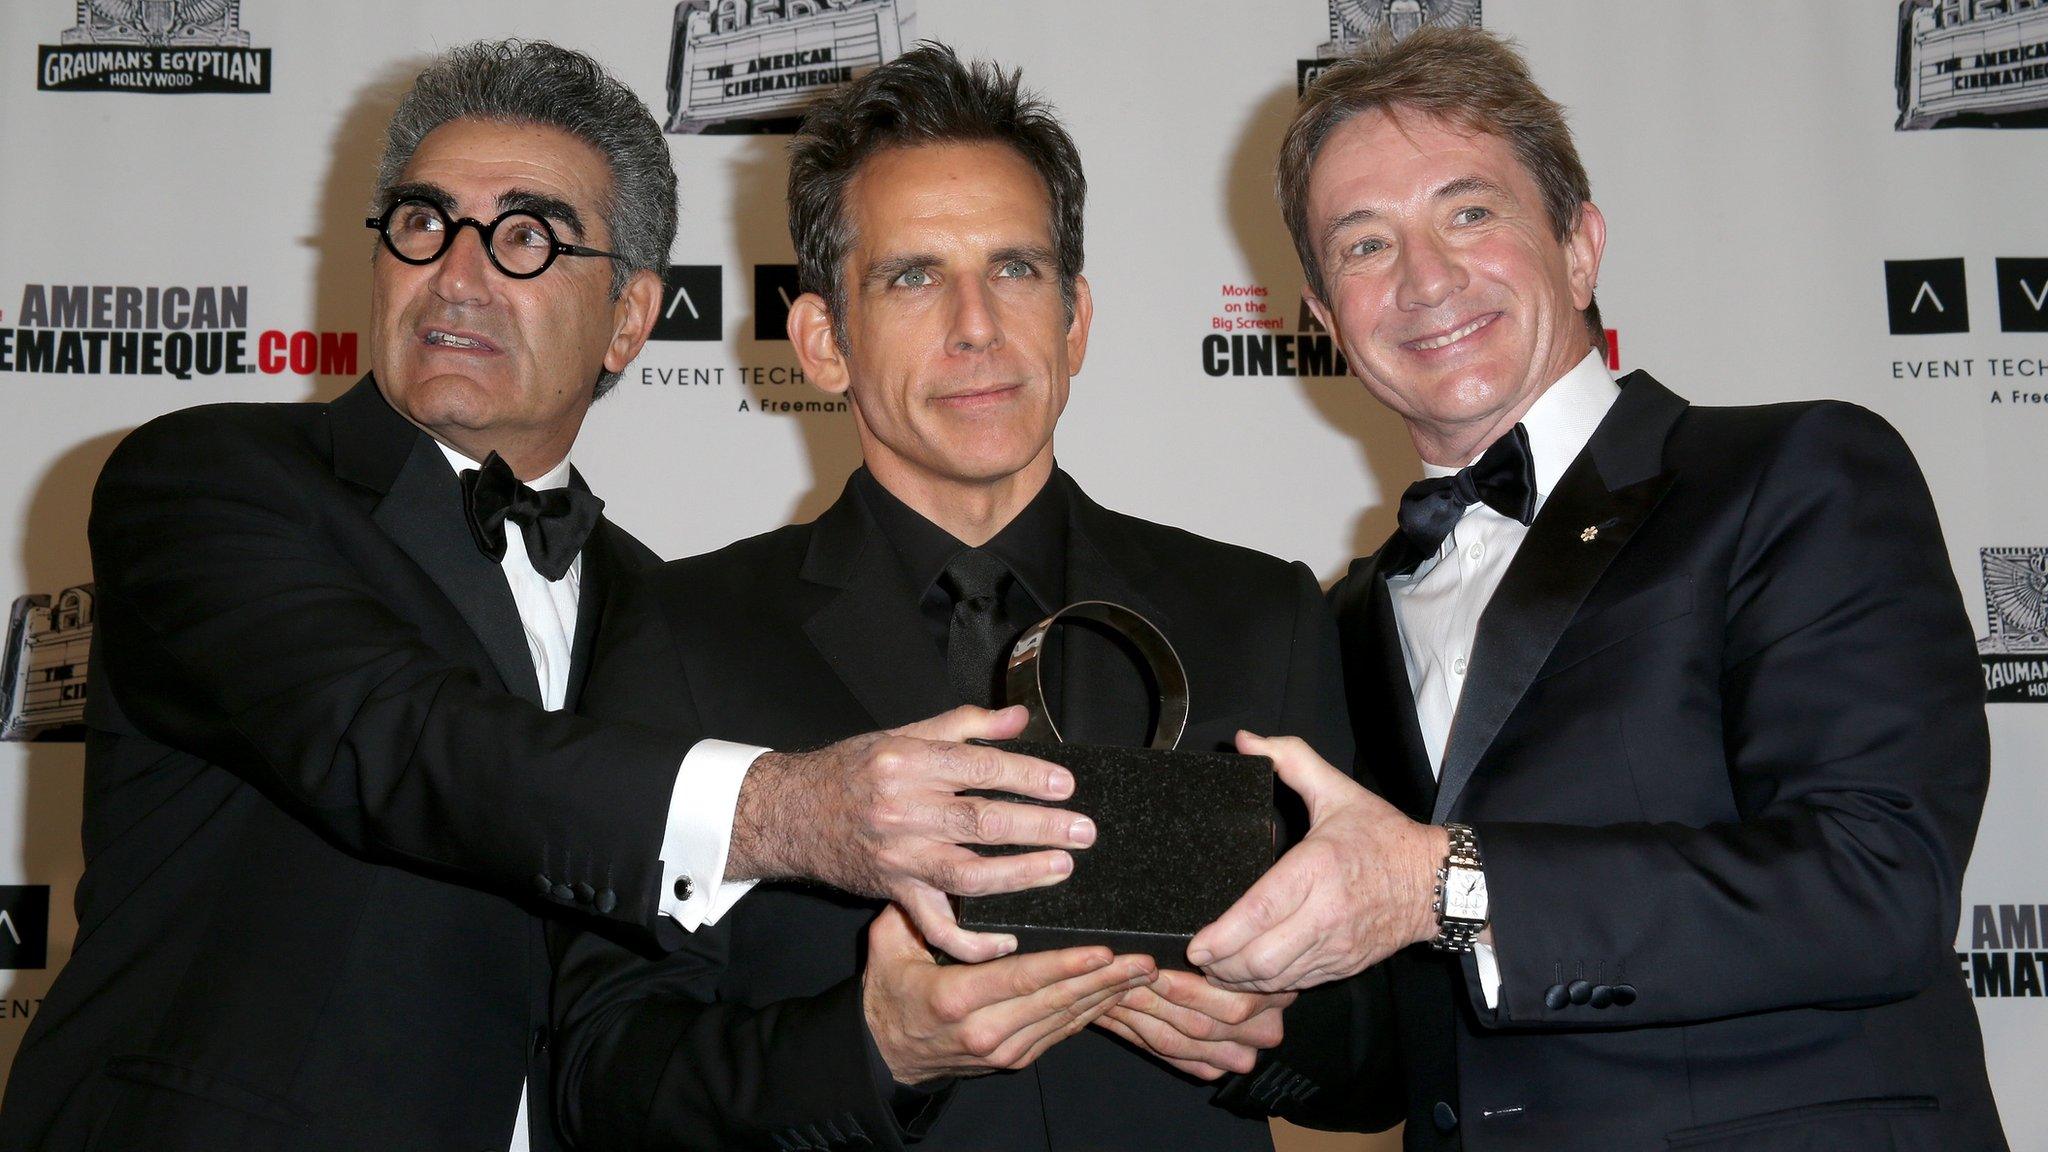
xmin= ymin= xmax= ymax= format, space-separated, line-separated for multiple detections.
xmin=1397 ymin=232 xmax=1463 ymax=312
xmin=947 ymin=278 xmax=1003 ymax=353
xmin=428 ymin=222 xmax=495 ymax=306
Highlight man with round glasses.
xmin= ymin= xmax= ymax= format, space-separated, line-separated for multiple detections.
xmin=0 ymin=38 xmax=1090 ymax=1152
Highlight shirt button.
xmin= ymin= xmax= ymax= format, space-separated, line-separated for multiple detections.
xmin=1467 ymin=541 xmax=1484 ymax=561
xmin=1452 ymin=656 xmax=1468 ymax=676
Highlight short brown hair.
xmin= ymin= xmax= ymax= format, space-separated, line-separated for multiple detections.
xmin=787 ymin=42 xmax=1085 ymax=342
xmin=1278 ymin=27 xmax=1603 ymax=347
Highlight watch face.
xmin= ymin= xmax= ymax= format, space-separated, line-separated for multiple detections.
xmin=1444 ymin=865 xmax=1488 ymax=921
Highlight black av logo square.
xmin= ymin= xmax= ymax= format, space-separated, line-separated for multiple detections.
xmin=753 ymin=265 xmax=802 ymax=342
xmin=652 ymin=265 xmax=721 ymax=341
xmin=0 ymin=886 xmax=49 ymax=969
xmin=1996 ymin=259 xmax=2048 ymax=333
xmin=1885 ymin=259 xmax=1969 ymax=335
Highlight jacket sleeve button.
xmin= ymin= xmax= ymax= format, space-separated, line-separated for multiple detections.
xmin=1566 ymin=979 xmax=1593 ymax=1005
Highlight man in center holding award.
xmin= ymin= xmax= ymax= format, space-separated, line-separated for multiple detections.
xmin=548 ymin=44 xmax=1354 ymax=1152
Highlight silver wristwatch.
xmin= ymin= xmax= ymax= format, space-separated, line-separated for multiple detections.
xmin=1429 ymin=823 xmax=1488 ymax=953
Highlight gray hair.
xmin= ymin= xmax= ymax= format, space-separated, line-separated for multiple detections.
xmin=375 ymin=39 xmax=677 ymax=398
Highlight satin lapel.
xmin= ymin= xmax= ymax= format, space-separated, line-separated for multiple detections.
xmin=564 ymin=509 xmax=616 ymax=714
xmin=1430 ymin=423 xmax=1679 ymax=823
xmin=1331 ymin=547 xmax=1436 ymax=818
xmin=372 ymin=435 xmax=543 ymax=706
xmin=800 ymin=490 xmax=954 ymax=729
xmin=1058 ymin=495 xmax=1168 ymax=748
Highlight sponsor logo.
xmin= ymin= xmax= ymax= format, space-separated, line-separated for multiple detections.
xmin=0 ymin=284 xmax=358 ymax=380
xmin=39 ymin=0 xmax=271 ymax=94
xmin=2 ymin=585 xmax=92 ymax=742
xmin=635 ymin=264 xmax=845 ymax=415
xmin=663 ymin=0 xmax=915 ymax=135
xmin=0 ymin=887 xmax=50 ymax=970
xmin=752 ymin=264 xmax=802 ymax=342
xmin=1977 ymin=548 xmax=2048 ymax=701
xmin=650 ymin=265 xmax=723 ymax=341
xmin=1885 ymin=258 xmax=1970 ymax=334
xmin=1996 ymin=257 xmax=2048 ymax=332
xmin=1897 ymin=0 xmax=2048 ymax=130
xmin=1958 ymin=903 xmax=2048 ymax=997
xmin=1300 ymin=0 xmax=1481 ymax=93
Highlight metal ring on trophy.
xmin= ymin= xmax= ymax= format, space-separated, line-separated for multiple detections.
xmin=1001 ymin=601 xmax=1189 ymax=751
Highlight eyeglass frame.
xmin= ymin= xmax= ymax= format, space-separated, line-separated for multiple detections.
xmin=363 ymin=198 xmax=628 ymax=281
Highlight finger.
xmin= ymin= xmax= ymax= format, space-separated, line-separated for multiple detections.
xmin=1094 ymin=1010 xmax=1226 ymax=1081
xmin=915 ymin=843 xmax=1075 ymax=898
xmin=896 ymin=882 xmax=1015 ymax=963
xmin=994 ymin=962 xmax=1153 ymax=1068
xmin=948 ymin=944 xmax=1127 ymax=1014
xmin=1186 ymin=853 xmax=1312 ymax=969
xmin=921 ymin=738 xmax=1074 ymax=803
xmin=893 ymin=704 xmax=1031 ymax=747
xmin=1098 ymin=1005 xmax=1254 ymax=1078
xmin=1200 ymin=909 xmax=1322 ymax=992
xmin=1148 ymin=969 xmax=1297 ymax=1024
xmin=929 ymin=796 xmax=1095 ymax=851
xmin=966 ymin=953 xmax=1153 ymax=1049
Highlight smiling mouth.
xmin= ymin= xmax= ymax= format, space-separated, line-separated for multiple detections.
xmin=422 ymin=329 xmax=496 ymax=352
xmin=1407 ymin=314 xmax=1496 ymax=352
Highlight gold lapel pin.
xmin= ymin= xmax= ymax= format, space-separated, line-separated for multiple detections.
xmin=1580 ymin=525 xmax=1600 ymax=543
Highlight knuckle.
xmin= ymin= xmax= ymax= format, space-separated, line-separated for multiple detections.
xmin=972 ymin=803 xmax=1009 ymax=843
xmin=960 ymin=1023 xmax=1002 ymax=1059
xmin=945 ymin=801 xmax=983 ymax=842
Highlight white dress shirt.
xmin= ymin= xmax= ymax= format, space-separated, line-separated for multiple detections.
xmin=1385 ymin=350 xmax=1620 ymax=1008
xmin=435 ymin=444 xmax=760 ymax=1151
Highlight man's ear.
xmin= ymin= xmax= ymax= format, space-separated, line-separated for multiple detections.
xmin=1302 ymin=285 xmax=1336 ymax=337
xmin=788 ymin=291 xmax=850 ymax=395
xmin=603 ymin=267 xmax=664 ymax=374
xmin=1064 ymin=273 xmax=1094 ymax=375
xmin=1566 ymin=201 xmax=1606 ymax=311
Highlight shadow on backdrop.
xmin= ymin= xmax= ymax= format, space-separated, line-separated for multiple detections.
xmin=1221 ymin=81 xmax=1413 ymax=577
xmin=725 ymin=132 xmax=865 ymax=527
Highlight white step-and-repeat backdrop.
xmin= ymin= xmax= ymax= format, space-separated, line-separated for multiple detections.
xmin=2 ymin=2 xmax=2042 ymax=1148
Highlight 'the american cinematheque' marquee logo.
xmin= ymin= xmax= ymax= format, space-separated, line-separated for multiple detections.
xmin=1300 ymin=0 xmax=1481 ymax=93
xmin=1978 ymin=547 xmax=2048 ymax=701
xmin=1959 ymin=903 xmax=2048 ymax=997
xmin=664 ymin=0 xmax=915 ymax=135
xmin=1896 ymin=0 xmax=2048 ymax=129
xmin=38 ymin=1 xmax=271 ymax=94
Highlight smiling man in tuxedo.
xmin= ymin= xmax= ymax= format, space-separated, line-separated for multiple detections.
xmin=549 ymin=43 xmax=1358 ymax=1152
xmin=1189 ymin=26 xmax=2010 ymax=1152
xmin=0 ymin=40 xmax=1095 ymax=1152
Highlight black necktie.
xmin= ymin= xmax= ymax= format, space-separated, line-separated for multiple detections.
xmin=940 ymin=548 xmax=1016 ymax=709
xmin=459 ymin=451 xmax=603 ymax=582
xmin=1390 ymin=424 xmax=1537 ymax=576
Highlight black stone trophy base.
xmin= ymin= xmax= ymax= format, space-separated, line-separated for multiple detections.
xmin=954 ymin=739 xmax=1274 ymax=969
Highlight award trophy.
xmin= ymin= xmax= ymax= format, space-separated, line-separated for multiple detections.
xmin=955 ymin=602 xmax=1274 ymax=967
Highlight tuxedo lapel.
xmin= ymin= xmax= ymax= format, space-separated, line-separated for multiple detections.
xmin=373 ymin=437 xmax=544 ymax=706
xmin=800 ymin=486 xmax=955 ymax=729
xmin=1332 ymin=549 xmax=1435 ymax=818
xmin=565 ymin=494 xmax=616 ymax=714
xmin=1058 ymin=486 xmax=1171 ymax=748
xmin=1430 ymin=372 xmax=1687 ymax=822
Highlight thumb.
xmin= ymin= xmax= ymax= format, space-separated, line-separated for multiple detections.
xmin=866 ymin=903 xmax=933 ymax=965
xmin=894 ymin=703 xmax=1030 ymax=743
xmin=1237 ymin=732 xmax=1347 ymax=816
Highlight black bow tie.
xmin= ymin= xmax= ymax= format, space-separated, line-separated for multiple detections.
xmin=459 ymin=451 xmax=603 ymax=582
xmin=1389 ymin=424 xmax=1537 ymax=577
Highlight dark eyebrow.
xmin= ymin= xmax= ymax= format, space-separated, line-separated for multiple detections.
xmin=863 ymin=253 xmax=937 ymax=289
xmin=381 ymin=182 xmax=452 ymax=214
xmin=990 ymin=244 xmax=1057 ymax=271
xmin=1319 ymin=175 xmax=1512 ymax=249
xmin=1436 ymin=175 xmax=1509 ymax=202
xmin=498 ymin=190 xmax=586 ymax=240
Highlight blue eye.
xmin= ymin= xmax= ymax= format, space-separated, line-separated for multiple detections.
xmin=1453 ymin=206 xmax=1491 ymax=225
xmin=894 ymin=267 xmax=932 ymax=288
xmin=997 ymin=259 xmax=1035 ymax=278
xmin=1348 ymin=238 xmax=1386 ymax=257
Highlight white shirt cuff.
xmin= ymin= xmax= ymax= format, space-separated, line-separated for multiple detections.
xmin=656 ymin=739 xmax=765 ymax=930
xmin=1475 ymin=939 xmax=1502 ymax=1009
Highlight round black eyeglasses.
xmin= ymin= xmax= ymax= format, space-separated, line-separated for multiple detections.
xmin=364 ymin=199 xmax=626 ymax=280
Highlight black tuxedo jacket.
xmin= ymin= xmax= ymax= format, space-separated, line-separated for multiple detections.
xmin=551 ymin=472 xmax=1354 ymax=1152
xmin=1309 ymin=373 xmax=2007 ymax=1151
xmin=0 ymin=378 xmax=693 ymax=1152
